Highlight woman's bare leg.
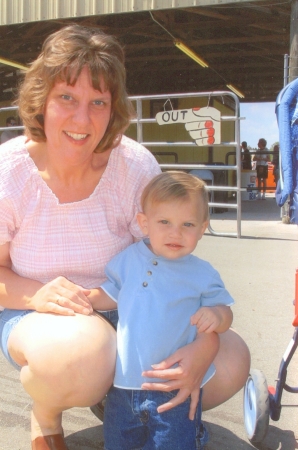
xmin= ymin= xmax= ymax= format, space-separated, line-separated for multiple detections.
xmin=202 ymin=328 xmax=250 ymax=411
xmin=7 ymin=312 xmax=116 ymax=439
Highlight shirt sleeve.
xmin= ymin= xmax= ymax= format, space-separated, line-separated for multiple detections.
xmin=0 ymin=142 xmax=24 ymax=245
xmin=200 ymin=270 xmax=235 ymax=307
xmin=100 ymin=281 xmax=119 ymax=303
xmin=100 ymin=251 xmax=125 ymax=303
xmin=0 ymin=201 xmax=16 ymax=245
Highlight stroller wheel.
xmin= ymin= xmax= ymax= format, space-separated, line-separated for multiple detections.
xmin=243 ymin=369 xmax=270 ymax=445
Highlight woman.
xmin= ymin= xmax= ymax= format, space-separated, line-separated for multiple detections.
xmin=0 ymin=25 xmax=249 ymax=450
xmin=241 ymin=141 xmax=252 ymax=170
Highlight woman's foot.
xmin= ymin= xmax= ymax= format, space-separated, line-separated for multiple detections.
xmin=31 ymin=433 xmax=68 ymax=449
xmin=30 ymin=408 xmax=64 ymax=441
xmin=90 ymin=397 xmax=106 ymax=422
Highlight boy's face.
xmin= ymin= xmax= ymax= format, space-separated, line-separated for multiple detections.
xmin=137 ymin=195 xmax=208 ymax=260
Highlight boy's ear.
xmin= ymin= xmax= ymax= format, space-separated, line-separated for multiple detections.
xmin=202 ymin=220 xmax=209 ymax=232
xmin=136 ymin=212 xmax=148 ymax=234
xmin=199 ymin=220 xmax=209 ymax=239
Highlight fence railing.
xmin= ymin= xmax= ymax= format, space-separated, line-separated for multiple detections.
xmin=129 ymin=91 xmax=242 ymax=238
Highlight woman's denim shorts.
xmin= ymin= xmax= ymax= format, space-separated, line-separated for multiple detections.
xmin=0 ymin=309 xmax=35 ymax=370
xmin=97 ymin=309 xmax=118 ymax=330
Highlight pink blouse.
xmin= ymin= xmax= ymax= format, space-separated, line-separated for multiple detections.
xmin=0 ymin=135 xmax=161 ymax=290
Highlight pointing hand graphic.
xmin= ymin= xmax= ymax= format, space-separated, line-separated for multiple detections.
xmin=155 ymin=106 xmax=221 ymax=146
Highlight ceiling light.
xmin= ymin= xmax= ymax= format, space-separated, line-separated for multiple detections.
xmin=174 ymin=41 xmax=209 ymax=68
xmin=0 ymin=56 xmax=27 ymax=71
xmin=226 ymin=84 xmax=245 ymax=98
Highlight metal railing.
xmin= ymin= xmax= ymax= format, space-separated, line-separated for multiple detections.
xmin=0 ymin=106 xmax=23 ymax=133
xmin=0 ymin=91 xmax=242 ymax=237
xmin=129 ymin=91 xmax=242 ymax=238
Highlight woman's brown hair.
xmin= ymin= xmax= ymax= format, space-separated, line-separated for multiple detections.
xmin=17 ymin=24 xmax=135 ymax=152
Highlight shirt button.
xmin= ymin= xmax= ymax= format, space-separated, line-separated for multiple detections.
xmin=152 ymin=261 xmax=158 ymax=266
xmin=147 ymin=271 xmax=152 ymax=276
xmin=143 ymin=282 xmax=148 ymax=287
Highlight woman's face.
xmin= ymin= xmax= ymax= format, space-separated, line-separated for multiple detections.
xmin=43 ymin=66 xmax=112 ymax=163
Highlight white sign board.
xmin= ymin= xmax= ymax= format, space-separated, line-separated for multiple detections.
xmin=155 ymin=106 xmax=221 ymax=146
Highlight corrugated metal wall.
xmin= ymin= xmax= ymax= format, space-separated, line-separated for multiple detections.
xmin=0 ymin=0 xmax=253 ymax=26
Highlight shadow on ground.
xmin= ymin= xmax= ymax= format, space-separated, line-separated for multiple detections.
xmin=65 ymin=425 xmax=104 ymax=449
xmin=205 ymin=422 xmax=298 ymax=450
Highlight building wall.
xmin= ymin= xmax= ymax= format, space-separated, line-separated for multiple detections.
xmin=0 ymin=0 xmax=258 ymax=26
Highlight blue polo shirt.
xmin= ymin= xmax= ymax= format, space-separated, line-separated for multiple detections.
xmin=101 ymin=239 xmax=234 ymax=389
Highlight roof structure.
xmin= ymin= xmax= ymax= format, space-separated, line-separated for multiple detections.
xmin=0 ymin=0 xmax=292 ymax=104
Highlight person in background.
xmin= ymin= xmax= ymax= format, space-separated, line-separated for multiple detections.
xmin=0 ymin=24 xmax=250 ymax=450
xmin=253 ymin=138 xmax=270 ymax=199
xmin=241 ymin=141 xmax=252 ymax=170
xmin=93 ymin=171 xmax=234 ymax=449
xmin=0 ymin=116 xmax=18 ymax=144
xmin=272 ymin=144 xmax=280 ymax=187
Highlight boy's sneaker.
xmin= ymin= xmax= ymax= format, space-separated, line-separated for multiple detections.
xmin=262 ymin=194 xmax=266 ymax=200
xmin=198 ymin=422 xmax=209 ymax=449
xmin=257 ymin=193 xmax=261 ymax=200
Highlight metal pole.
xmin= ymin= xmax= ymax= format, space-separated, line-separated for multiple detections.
xmin=284 ymin=54 xmax=289 ymax=87
xmin=136 ymin=99 xmax=143 ymax=144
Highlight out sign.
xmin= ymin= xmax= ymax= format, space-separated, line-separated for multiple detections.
xmin=155 ymin=107 xmax=221 ymax=146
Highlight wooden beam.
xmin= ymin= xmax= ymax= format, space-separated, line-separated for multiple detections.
xmin=182 ymin=7 xmax=230 ymax=21
xmin=126 ymin=48 xmax=286 ymax=63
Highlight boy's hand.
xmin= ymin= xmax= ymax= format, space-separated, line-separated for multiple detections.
xmin=191 ymin=306 xmax=222 ymax=333
xmin=191 ymin=305 xmax=233 ymax=334
xmin=141 ymin=333 xmax=219 ymax=419
xmin=156 ymin=386 xmax=201 ymax=421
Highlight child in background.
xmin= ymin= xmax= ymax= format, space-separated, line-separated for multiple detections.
xmin=93 ymin=171 xmax=234 ymax=450
xmin=254 ymin=138 xmax=270 ymax=199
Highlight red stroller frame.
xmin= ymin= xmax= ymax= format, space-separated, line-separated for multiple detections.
xmin=243 ymin=269 xmax=298 ymax=445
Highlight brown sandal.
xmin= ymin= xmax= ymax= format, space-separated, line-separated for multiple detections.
xmin=31 ymin=434 xmax=68 ymax=450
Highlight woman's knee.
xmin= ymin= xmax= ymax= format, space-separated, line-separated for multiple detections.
xmin=11 ymin=312 xmax=116 ymax=405
xmin=202 ymin=329 xmax=250 ymax=410
xmin=9 ymin=314 xmax=116 ymax=382
xmin=217 ymin=329 xmax=250 ymax=377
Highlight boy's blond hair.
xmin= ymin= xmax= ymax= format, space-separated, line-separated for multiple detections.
xmin=141 ymin=171 xmax=209 ymax=221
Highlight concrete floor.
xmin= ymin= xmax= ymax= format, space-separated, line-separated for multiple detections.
xmin=0 ymin=195 xmax=297 ymax=449
xmin=201 ymin=196 xmax=298 ymax=450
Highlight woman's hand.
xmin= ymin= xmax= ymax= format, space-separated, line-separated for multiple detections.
xmin=141 ymin=332 xmax=219 ymax=419
xmin=0 ymin=244 xmax=93 ymax=315
xmin=30 ymin=276 xmax=93 ymax=316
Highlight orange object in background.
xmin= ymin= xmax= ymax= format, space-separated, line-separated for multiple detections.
xmin=267 ymin=163 xmax=276 ymax=193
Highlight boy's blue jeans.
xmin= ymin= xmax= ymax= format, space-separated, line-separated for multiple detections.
xmin=103 ymin=386 xmax=205 ymax=450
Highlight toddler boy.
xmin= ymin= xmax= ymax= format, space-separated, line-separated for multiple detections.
xmin=94 ymin=171 xmax=234 ymax=450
